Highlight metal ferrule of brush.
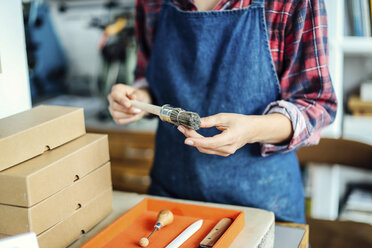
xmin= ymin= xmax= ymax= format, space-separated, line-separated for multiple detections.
xmin=159 ymin=104 xmax=201 ymax=130
xmin=159 ymin=105 xmax=174 ymax=124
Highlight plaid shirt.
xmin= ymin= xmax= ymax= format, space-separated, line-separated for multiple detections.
xmin=134 ymin=0 xmax=337 ymax=156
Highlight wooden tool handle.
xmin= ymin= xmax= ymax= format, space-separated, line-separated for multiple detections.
xmin=156 ymin=210 xmax=174 ymax=228
xmin=131 ymin=100 xmax=161 ymax=116
xmin=199 ymin=218 xmax=232 ymax=248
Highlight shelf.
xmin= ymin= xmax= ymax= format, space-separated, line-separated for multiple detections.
xmin=342 ymin=37 xmax=372 ymax=55
xmin=343 ymin=115 xmax=372 ymax=145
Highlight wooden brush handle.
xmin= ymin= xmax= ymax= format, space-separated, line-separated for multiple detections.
xmin=130 ymin=100 xmax=161 ymax=116
xmin=199 ymin=218 xmax=232 ymax=247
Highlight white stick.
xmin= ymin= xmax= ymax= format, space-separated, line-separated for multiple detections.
xmin=165 ymin=220 xmax=203 ymax=248
xmin=130 ymin=100 xmax=161 ymax=116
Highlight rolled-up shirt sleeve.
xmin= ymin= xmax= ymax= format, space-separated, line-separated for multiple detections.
xmin=261 ymin=0 xmax=337 ymax=156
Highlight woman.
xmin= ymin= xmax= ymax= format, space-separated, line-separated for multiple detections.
xmin=108 ymin=0 xmax=337 ymax=224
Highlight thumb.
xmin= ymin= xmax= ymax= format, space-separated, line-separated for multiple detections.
xmin=200 ymin=114 xmax=224 ymax=128
xmin=128 ymin=92 xmax=137 ymax=100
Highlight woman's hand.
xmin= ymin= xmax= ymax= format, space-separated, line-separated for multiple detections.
xmin=107 ymin=84 xmax=152 ymax=125
xmin=177 ymin=113 xmax=293 ymax=157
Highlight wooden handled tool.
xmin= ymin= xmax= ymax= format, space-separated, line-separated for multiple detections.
xmin=131 ymin=100 xmax=161 ymax=116
xmin=130 ymin=100 xmax=201 ymax=130
xmin=199 ymin=218 xmax=232 ymax=248
xmin=139 ymin=209 xmax=174 ymax=247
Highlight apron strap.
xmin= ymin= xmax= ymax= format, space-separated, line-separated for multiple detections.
xmin=251 ymin=0 xmax=265 ymax=7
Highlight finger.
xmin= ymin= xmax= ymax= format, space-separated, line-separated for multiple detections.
xmin=110 ymin=84 xmax=135 ymax=108
xmin=109 ymin=109 xmax=136 ymax=120
xmin=108 ymin=102 xmax=139 ymax=117
xmin=115 ymin=114 xmax=142 ymax=125
xmin=179 ymin=126 xmax=233 ymax=150
xmin=178 ymin=125 xmax=237 ymax=156
xmin=196 ymin=147 xmax=230 ymax=157
xmin=109 ymin=101 xmax=128 ymax=112
xmin=108 ymin=107 xmax=132 ymax=120
xmin=177 ymin=126 xmax=204 ymax=139
xmin=128 ymin=92 xmax=137 ymax=100
xmin=110 ymin=104 xmax=141 ymax=115
xmin=111 ymin=83 xmax=135 ymax=95
xmin=107 ymin=94 xmax=113 ymax=104
xmin=109 ymin=91 xmax=142 ymax=114
xmin=110 ymin=91 xmax=132 ymax=108
xmin=127 ymin=107 xmax=142 ymax=114
xmin=198 ymin=143 xmax=237 ymax=157
xmin=200 ymin=114 xmax=225 ymax=128
xmin=177 ymin=126 xmax=229 ymax=155
xmin=185 ymin=132 xmax=231 ymax=149
xmin=193 ymin=141 xmax=236 ymax=156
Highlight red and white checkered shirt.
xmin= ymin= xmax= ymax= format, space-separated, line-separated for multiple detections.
xmin=134 ymin=0 xmax=337 ymax=156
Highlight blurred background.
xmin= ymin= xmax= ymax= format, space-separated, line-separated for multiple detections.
xmin=0 ymin=0 xmax=372 ymax=247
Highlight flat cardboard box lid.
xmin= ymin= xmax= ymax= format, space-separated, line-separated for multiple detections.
xmin=0 ymin=188 xmax=113 ymax=248
xmin=0 ymin=133 xmax=109 ymax=207
xmin=0 ymin=105 xmax=86 ymax=171
xmin=38 ymin=188 xmax=113 ymax=248
xmin=0 ymin=162 xmax=112 ymax=235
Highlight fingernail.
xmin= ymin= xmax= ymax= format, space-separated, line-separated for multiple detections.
xmin=178 ymin=126 xmax=185 ymax=133
xmin=185 ymin=139 xmax=194 ymax=146
xmin=132 ymin=108 xmax=141 ymax=114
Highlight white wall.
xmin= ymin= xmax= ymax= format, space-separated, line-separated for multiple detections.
xmin=0 ymin=0 xmax=31 ymax=119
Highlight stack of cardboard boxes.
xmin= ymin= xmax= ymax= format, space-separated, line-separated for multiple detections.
xmin=0 ymin=105 xmax=112 ymax=247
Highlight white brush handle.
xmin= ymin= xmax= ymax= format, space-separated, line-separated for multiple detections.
xmin=130 ymin=100 xmax=161 ymax=116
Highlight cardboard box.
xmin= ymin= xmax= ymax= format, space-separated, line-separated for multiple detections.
xmin=0 ymin=162 xmax=111 ymax=235
xmin=0 ymin=133 xmax=109 ymax=207
xmin=0 ymin=188 xmax=113 ymax=248
xmin=38 ymin=188 xmax=112 ymax=248
xmin=0 ymin=105 xmax=85 ymax=171
xmin=348 ymin=96 xmax=372 ymax=116
xmin=105 ymin=130 xmax=155 ymax=162
xmin=111 ymin=161 xmax=151 ymax=193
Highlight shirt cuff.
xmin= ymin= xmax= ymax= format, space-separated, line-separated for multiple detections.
xmin=133 ymin=77 xmax=149 ymax=89
xmin=260 ymin=100 xmax=317 ymax=156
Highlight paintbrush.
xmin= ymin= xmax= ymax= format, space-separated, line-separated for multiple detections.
xmin=131 ymin=100 xmax=201 ymax=130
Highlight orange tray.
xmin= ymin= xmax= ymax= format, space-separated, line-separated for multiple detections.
xmin=82 ymin=198 xmax=245 ymax=248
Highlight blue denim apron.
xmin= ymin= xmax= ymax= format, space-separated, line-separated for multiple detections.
xmin=146 ymin=0 xmax=305 ymax=224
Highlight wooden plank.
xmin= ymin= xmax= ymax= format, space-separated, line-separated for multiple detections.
xmin=297 ymin=138 xmax=372 ymax=171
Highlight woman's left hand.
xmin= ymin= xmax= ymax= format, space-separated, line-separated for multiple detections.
xmin=177 ymin=113 xmax=293 ymax=157
xmin=177 ymin=113 xmax=261 ymax=157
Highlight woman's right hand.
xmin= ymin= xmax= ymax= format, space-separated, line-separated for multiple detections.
xmin=107 ymin=84 xmax=152 ymax=125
